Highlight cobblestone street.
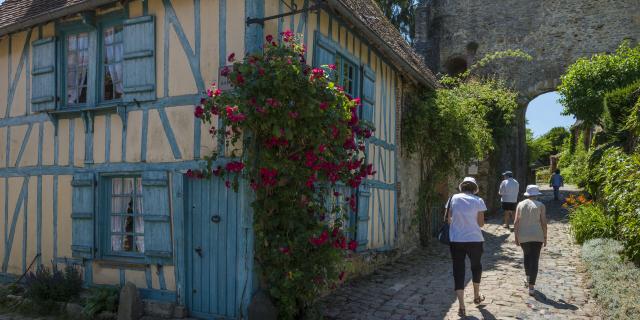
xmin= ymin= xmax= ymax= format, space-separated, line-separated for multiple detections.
xmin=319 ymin=187 xmax=601 ymax=319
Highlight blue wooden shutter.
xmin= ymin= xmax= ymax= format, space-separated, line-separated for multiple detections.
xmin=355 ymin=65 xmax=375 ymax=251
xmin=142 ymin=171 xmax=172 ymax=264
xmin=71 ymin=172 xmax=96 ymax=258
xmin=123 ymin=15 xmax=156 ymax=102
xmin=31 ymin=37 xmax=57 ymax=112
xmin=313 ymin=31 xmax=336 ymax=67
xmin=361 ymin=65 xmax=376 ymax=123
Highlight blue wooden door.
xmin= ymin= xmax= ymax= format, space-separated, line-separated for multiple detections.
xmin=186 ymin=178 xmax=241 ymax=319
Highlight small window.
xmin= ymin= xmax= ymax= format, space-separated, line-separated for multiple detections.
xmin=336 ymin=55 xmax=356 ymax=96
xmin=65 ymin=32 xmax=90 ymax=105
xmin=108 ymin=176 xmax=145 ymax=255
xmin=102 ymin=25 xmax=124 ymax=101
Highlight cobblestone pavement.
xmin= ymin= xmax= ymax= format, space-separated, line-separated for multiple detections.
xmin=319 ymin=187 xmax=601 ymax=319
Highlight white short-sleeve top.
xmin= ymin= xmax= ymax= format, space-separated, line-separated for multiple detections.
xmin=446 ymin=192 xmax=487 ymax=242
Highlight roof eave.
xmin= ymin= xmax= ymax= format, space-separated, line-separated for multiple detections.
xmin=326 ymin=0 xmax=437 ymax=89
xmin=0 ymin=0 xmax=116 ymax=37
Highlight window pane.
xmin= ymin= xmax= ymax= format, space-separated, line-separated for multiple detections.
xmin=77 ymin=33 xmax=89 ymax=49
xmin=111 ymin=216 xmax=123 ymax=233
xmin=112 ymin=178 xmax=123 ymax=194
xmin=103 ymin=25 xmax=124 ymax=102
xmin=135 ymin=216 xmax=144 ymax=233
xmin=111 ymin=235 xmax=123 ymax=252
xmin=136 ymin=196 xmax=143 ymax=215
xmin=67 ymin=35 xmax=76 ymax=50
xmin=135 ymin=237 xmax=145 ymax=253
xmin=104 ymin=27 xmax=114 ymax=45
xmin=104 ymin=67 xmax=114 ymax=101
xmin=122 ymin=178 xmax=135 ymax=194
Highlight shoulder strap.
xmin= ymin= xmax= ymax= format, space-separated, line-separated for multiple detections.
xmin=443 ymin=195 xmax=454 ymax=221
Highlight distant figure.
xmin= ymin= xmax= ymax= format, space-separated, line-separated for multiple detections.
xmin=514 ymin=185 xmax=548 ymax=296
xmin=498 ymin=171 xmax=519 ymax=229
xmin=549 ymin=169 xmax=564 ymax=200
xmin=446 ymin=177 xmax=487 ymax=317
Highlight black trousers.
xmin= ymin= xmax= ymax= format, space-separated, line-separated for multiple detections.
xmin=449 ymin=242 xmax=483 ymax=290
xmin=521 ymin=242 xmax=543 ymax=285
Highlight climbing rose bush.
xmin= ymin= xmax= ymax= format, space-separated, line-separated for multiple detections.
xmin=191 ymin=31 xmax=375 ymax=318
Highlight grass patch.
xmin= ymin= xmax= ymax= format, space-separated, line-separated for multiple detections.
xmin=581 ymin=238 xmax=640 ymax=319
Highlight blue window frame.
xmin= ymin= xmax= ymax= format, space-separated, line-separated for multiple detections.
xmin=336 ymin=55 xmax=357 ymax=96
xmin=99 ymin=174 xmax=145 ymax=260
xmin=57 ymin=12 xmax=125 ymax=109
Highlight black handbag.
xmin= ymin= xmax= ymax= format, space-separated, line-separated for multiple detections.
xmin=437 ymin=196 xmax=454 ymax=245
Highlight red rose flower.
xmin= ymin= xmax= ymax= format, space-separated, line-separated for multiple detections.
xmin=194 ymin=105 xmax=204 ymax=118
xmin=348 ymin=240 xmax=358 ymax=251
xmin=319 ymin=101 xmax=329 ymax=110
xmin=227 ymin=52 xmax=235 ymax=62
xmin=266 ymin=34 xmax=273 ymax=42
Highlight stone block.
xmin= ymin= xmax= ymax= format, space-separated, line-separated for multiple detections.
xmin=118 ymin=282 xmax=144 ymax=320
xmin=248 ymin=291 xmax=278 ymax=320
xmin=142 ymin=299 xmax=175 ymax=319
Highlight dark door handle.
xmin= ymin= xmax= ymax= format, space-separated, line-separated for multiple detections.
xmin=195 ymin=246 xmax=202 ymax=257
xmin=211 ymin=215 xmax=221 ymax=223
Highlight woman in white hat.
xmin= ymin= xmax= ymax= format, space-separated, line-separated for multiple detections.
xmin=445 ymin=177 xmax=487 ymax=316
xmin=514 ymin=185 xmax=548 ymax=296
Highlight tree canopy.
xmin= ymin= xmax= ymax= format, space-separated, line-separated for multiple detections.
xmin=374 ymin=0 xmax=417 ymax=43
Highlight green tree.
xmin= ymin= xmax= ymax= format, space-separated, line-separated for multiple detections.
xmin=374 ymin=0 xmax=418 ymax=43
xmin=526 ymin=128 xmax=552 ymax=165
xmin=558 ymin=42 xmax=640 ymax=125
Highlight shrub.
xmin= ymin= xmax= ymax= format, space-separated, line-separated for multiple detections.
xmin=568 ymin=203 xmax=615 ymax=244
xmin=24 ymin=264 xmax=83 ymax=303
xmin=581 ymin=239 xmax=640 ymax=319
xmin=602 ymin=81 xmax=640 ymax=150
xmin=83 ymin=287 xmax=119 ymax=317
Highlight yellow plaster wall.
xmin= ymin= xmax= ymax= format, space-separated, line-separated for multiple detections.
xmin=165 ymin=106 xmax=194 ymax=160
xmin=0 ymin=127 xmax=6 ymax=168
xmin=128 ymin=0 xmax=143 ymax=18
xmin=41 ymin=175 xmax=54 ymax=265
xmin=7 ymin=177 xmax=25 ymax=275
xmin=148 ymin=0 xmax=166 ymax=98
xmin=57 ymin=175 xmax=72 ymax=259
xmin=200 ymin=0 xmax=219 ymax=86
xmin=92 ymin=264 xmax=121 ymax=286
xmin=19 ymin=123 xmax=39 ymax=167
xmin=171 ymin=0 xmax=195 ymax=48
xmin=0 ymin=178 xmax=4 ymax=261
xmin=162 ymin=265 xmax=176 ymax=291
xmin=226 ymin=0 xmax=245 ymax=60
xmin=126 ymin=269 xmax=148 ymax=288
xmin=9 ymin=31 xmax=28 ymax=118
xmin=8 ymin=125 xmax=27 ymax=167
xmin=0 ymin=38 xmax=8 ymax=116
xmin=109 ymin=114 xmax=123 ymax=162
xmin=146 ymin=109 xmax=174 ymax=162
xmin=73 ymin=119 xmax=85 ymax=167
xmin=42 ymin=122 xmax=55 ymax=166
xmin=93 ymin=116 xmax=106 ymax=164
xmin=57 ymin=120 xmax=70 ymax=166
xmin=125 ymin=111 xmax=142 ymax=163
xmin=26 ymin=177 xmax=38 ymax=266
xmin=168 ymin=27 xmax=198 ymax=96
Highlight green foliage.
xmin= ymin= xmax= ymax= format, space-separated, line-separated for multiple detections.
xmin=557 ymin=133 xmax=591 ymax=186
xmin=194 ymin=33 xmax=371 ymax=318
xmin=403 ymin=72 xmax=518 ymax=244
xmin=82 ymin=287 xmax=119 ymax=317
xmin=373 ymin=0 xmax=417 ymax=43
xmin=460 ymin=49 xmax=532 ymax=79
xmin=602 ymin=80 xmax=640 ymax=150
xmin=625 ymin=98 xmax=640 ymax=151
xmin=558 ymin=42 xmax=640 ymax=125
xmin=24 ymin=264 xmax=83 ymax=303
xmin=569 ymin=203 xmax=615 ymax=244
xmin=526 ymin=129 xmax=552 ymax=165
xmin=588 ymin=148 xmax=640 ymax=263
xmin=581 ymin=239 xmax=640 ymax=319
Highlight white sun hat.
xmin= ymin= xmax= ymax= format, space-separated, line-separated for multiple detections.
xmin=458 ymin=177 xmax=479 ymax=194
xmin=524 ymin=185 xmax=542 ymax=197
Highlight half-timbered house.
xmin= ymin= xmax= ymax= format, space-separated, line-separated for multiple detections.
xmin=0 ymin=0 xmax=436 ymax=318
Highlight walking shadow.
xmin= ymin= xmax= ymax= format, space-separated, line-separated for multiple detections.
xmin=533 ymin=291 xmax=578 ymax=310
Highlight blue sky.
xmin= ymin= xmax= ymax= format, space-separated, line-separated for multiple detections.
xmin=526 ymin=92 xmax=575 ymax=137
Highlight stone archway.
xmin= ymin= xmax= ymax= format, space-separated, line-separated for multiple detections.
xmin=414 ymin=0 xmax=640 ymax=209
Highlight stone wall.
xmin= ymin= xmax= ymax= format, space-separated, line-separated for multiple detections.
xmin=415 ymin=0 xmax=640 ymax=210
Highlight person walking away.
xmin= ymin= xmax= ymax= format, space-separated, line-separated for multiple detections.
xmin=446 ymin=177 xmax=487 ymax=317
xmin=514 ymin=185 xmax=548 ymax=296
xmin=549 ymin=169 xmax=564 ymax=200
xmin=499 ymin=171 xmax=519 ymax=229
